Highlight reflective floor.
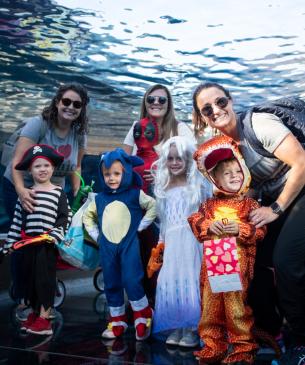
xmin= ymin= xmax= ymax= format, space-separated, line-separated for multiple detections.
xmin=0 ymin=275 xmax=277 ymax=365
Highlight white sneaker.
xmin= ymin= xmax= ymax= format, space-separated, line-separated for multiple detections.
xmin=101 ymin=325 xmax=127 ymax=339
xmin=166 ymin=329 xmax=183 ymax=346
xmin=102 ymin=327 xmax=117 ymax=339
xmin=178 ymin=329 xmax=199 ymax=348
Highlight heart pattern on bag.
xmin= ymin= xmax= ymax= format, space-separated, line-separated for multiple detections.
xmin=204 ymin=237 xmax=240 ymax=276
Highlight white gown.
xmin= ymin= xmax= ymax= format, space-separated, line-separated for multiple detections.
xmin=153 ymin=186 xmax=204 ymax=334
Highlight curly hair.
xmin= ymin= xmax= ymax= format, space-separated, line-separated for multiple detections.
xmin=139 ymin=84 xmax=178 ymax=142
xmin=42 ymin=82 xmax=90 ymax=135
xmin=192 ymin=82 xmax=231 ymax=138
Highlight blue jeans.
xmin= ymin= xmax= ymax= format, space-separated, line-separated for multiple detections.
xmin=2 ymin=177 xmax=25 ymax=302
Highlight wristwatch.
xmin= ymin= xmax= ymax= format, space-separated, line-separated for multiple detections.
xmin=270 ymin=202 xmax=284 ymax=216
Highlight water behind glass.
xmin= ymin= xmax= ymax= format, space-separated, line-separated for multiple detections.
xmin=0 ymin=0 xmax=305 ymax=152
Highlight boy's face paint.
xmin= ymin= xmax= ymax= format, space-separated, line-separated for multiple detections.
xmin=102 ymin=161 xmax=123 ymax=190
xmin=30 ymin=158 xmax=55 ymax=184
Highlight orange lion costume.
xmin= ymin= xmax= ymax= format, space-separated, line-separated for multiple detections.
xmin=188 ymin=135 xmax=266 ymax=365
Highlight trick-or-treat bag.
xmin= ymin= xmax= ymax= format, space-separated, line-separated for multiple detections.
xmin=56 ymin=193 xmax=99 ymax=271
xmin=204 ymin=236 xmax=242 ymax=293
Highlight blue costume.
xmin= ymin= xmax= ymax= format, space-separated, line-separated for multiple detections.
xmin=83 ymin=148 xmax=156 ymax=340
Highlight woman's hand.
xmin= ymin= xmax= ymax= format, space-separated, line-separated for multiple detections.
xmin=249 ymin=206 xmax=279 ymax=228
xmin=17 ymin=186 xmax=36 ymax=213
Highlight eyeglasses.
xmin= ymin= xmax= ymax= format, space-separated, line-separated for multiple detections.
xmin=200 ymin=96 xmax=230 ymax=117
xmin=61 ymin=98 xmax=83 ymax=109
xmin=146 ymin=95 xmax=168 ymax=105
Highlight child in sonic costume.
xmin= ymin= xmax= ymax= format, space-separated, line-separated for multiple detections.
xmin=188 ymin=135 xmax=266 ymax=365
xmin=83 ymin=148 xmax=156 ymax=341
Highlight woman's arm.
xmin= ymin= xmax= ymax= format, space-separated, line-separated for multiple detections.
xmin=69 ymin=147 xmax=85 ymax=196
xmin=12 ymin=137 xmax=37 ymax=212
xmin=250 ymin=133 xmax=305 ymax=227
xmin=122 ymin=121 xmax=137 ymax=155
xmin=273 ymin=134 xmax=305 ymax=209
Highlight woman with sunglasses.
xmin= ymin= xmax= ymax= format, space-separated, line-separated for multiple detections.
xmin=192 ymin=82 xmax=305 ymax=364
xmin=123 ymin=84 xmax=195 ymax=156
xmin=123 ymin=84 xmax=196 ymax=306
xmin=2 ymin=82 xmax=89 ymax=320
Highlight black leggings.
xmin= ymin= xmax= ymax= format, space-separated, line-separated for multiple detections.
xmin=273 ymin=189 xmax=305 ymax=342
xmin=248 ymin=189 xmax=305 ymax=341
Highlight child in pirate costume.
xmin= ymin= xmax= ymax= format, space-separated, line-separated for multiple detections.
xmin=188 ymin=135 xmax=266 ymax=365
xmin=83 ymin=148 xmax=156 ymax=341
xmin=2 ymin=144 xmax=71 ymax=335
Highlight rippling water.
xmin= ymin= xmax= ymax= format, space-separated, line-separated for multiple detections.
xmin=1 ymin=0 xmax=305 ymax=149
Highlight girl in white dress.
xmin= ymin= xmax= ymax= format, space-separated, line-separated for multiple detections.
xmin=151 ymin=136 xmax=211 ymax=347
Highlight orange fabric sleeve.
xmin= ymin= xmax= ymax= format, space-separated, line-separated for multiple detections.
xmin=188 ymin=200 xmax=215 ymax=243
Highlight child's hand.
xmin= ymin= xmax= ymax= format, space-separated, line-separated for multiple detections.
xmin=222 ymin=220 xmax=239 ymax=236
xmin=209 ymin=221 xmax=225 ymax=236
xmin=143 ymin=169 xmax=154 ymax=182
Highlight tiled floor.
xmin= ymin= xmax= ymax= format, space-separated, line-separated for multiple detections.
xmin=0 ymin=276 xmax=278 ymax=365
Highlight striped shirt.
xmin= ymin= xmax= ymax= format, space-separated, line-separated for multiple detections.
xmin=5 ymin=187 xmax=72 ymax=250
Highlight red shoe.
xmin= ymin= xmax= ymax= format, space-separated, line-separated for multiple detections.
xmin=133 ymin=306 xmax=153 ymax=341
xmin=102 ymin=314 xmax=128 ymax=339
xmin=20 ymin=312 xmax=38 ymax=331
xmin=27 ymin=317 xmax=53 ymax=335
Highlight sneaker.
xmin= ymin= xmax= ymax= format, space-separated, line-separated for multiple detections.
xmin=178 ymin=329 xmax=199 ymax=348
xmin=27 ymin=317 xmax=53 ymax=335
xmin=133 ymin=306 xmax=153 ymax=341
xmin=101 ymin=315 xmax=128 ymax=339
xmin=166 ymin=329 xmax=183 ymax=346
xmin=271 ymin=345 xmax=305 ymax=365
xmin=48 ymin=308 xmax=57 ymax=319
xmin=20 ymin=312 xmax=38 ymax=331
xmin=16 ymin=306 xmax=32 ymax=322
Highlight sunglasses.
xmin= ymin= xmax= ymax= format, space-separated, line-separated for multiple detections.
xmin=61 ymin=98 xmax=83 ymax=109
xmin=146 ymin=95 xmax=168 ymax=105
xmin=200 ymin=96 xmax=230 ymax=117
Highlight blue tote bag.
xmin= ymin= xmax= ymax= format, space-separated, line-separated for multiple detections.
xmin=56 ymin=193 xmax=99 ymax=270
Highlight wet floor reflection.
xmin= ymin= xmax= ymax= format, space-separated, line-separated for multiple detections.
xmin=0 ymin=278 xmax=275 ymax=365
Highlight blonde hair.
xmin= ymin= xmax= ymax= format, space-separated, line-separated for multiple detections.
xmin=140 ymin=84 xmax=178 ymax=142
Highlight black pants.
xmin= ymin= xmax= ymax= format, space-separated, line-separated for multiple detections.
xmin=138 ymin=222 xmax=159 ymax=308
xmin=23 ymin=244 xmax=57 ymax=311
xmin=273 ymin=189 xmax=305 ymax=343
xmin=248 ymin=189 xmax=305 ymax=341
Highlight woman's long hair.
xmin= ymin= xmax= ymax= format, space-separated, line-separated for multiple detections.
xmin=140 ymin=84 xmax=178 ymax=142
xmin=152 ymin=136 xmax=207 ymax=225
xmin=42 ymin=82 xmax=90 ymax=135
xmin=192 ymin=82 xmax=232 ymax=139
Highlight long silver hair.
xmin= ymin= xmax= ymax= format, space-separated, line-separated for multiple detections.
xmin=152 ymin=136 xmax=208 ymax=220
